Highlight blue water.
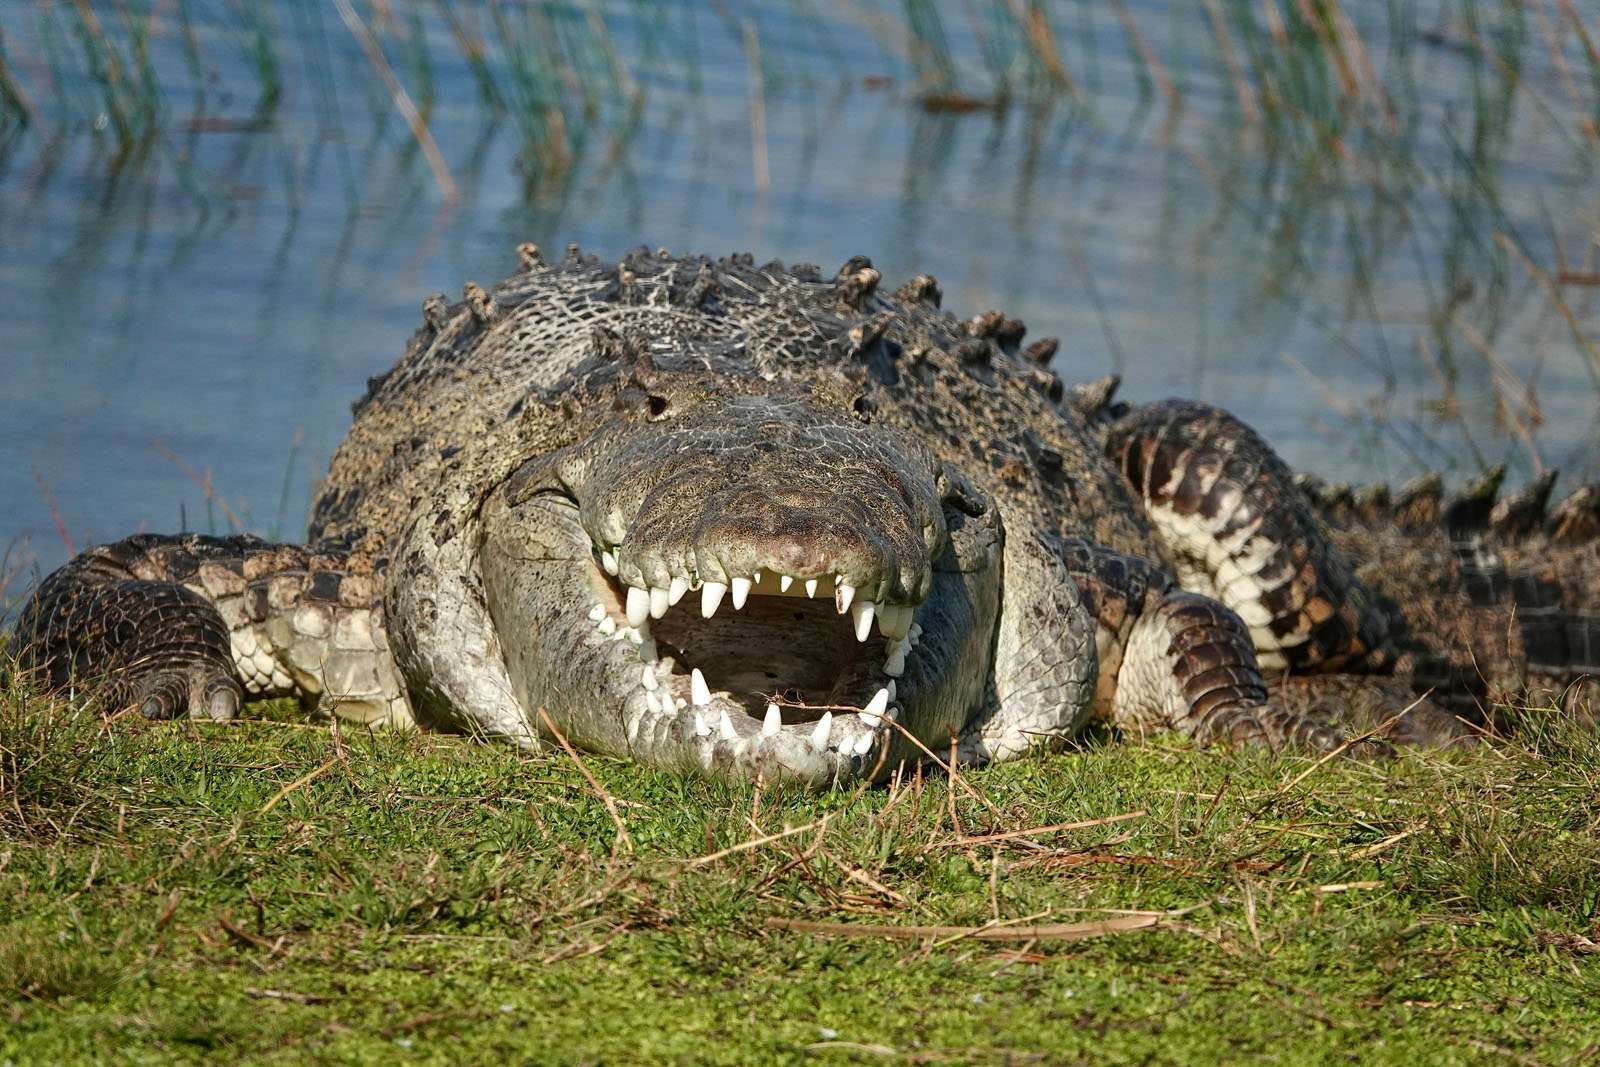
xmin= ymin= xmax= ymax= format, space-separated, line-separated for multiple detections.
xmin=2 ymin=0 xmax=1596 ymax=594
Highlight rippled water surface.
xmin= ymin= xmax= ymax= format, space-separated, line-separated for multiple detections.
xmin=2 ymin=0 xmax=1597 ymax=588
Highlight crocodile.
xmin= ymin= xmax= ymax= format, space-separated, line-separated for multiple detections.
xmin=10 ymin=247 xmax=1598 ymax=786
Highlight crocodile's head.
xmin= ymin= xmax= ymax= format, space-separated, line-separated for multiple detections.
xmin=477 ymin=332 xmax=1002 ymax=786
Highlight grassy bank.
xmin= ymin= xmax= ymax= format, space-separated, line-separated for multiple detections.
xmin=2 ymin=681 xmax=1596 ymax=1063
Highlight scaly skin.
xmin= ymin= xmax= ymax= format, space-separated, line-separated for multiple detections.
xmin=11 ymin=534 xmax=407 ymax=727
xmin=11 ymin=247 xmax=1596 ymax=786
xmin=1298 ymin=469 xmax=1600 ymax=723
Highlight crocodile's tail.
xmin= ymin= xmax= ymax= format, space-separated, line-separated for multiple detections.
xmin=1294 ymin=467 xmax=1600 ymax=719
xmin=1095 ymin=397 xmax=1400 ymax=679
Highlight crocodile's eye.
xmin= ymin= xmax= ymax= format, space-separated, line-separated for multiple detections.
xmin=646 ymin=394 xmax=671 ymax=420
xmin=852 ymin=395 xmax=875 ymax=422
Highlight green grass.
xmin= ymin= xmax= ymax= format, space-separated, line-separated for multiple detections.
xmin=2 ymin=680 xmax=1597 ymax=1064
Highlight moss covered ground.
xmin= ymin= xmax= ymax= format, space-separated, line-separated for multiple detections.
xmin=2 ymin=684 xmax=1596 ymax=1064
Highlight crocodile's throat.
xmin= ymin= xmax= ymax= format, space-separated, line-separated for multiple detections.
xmin=594 ymin=555 xmax=918 ymax=752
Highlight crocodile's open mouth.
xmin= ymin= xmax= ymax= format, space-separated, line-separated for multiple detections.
xmin=478 ymin=398 xmax=1002 ymax=785
xmin=587 ymin=548 xmax=920 ymax=762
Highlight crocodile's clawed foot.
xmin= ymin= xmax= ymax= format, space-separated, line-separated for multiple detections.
xmin=1281 ymin=710 xmax=1398 ymax=761
xmin=1271 ymin=675 xmax=1487 ymax=750
xmin=1374 ymin=698 xmax=1487 ymax=749
xmin=132 ymin=672 xmax=189 ymax=721
xmin=1198 ymin=704 xmax=1392 ymax=759
xmin=12 ymin=549 xmax=248 ymax=726
xmin=136 ymin=678 xmax=237 ymax=721
xmin=1334 ymin=735 xmax=1398 ymax=761
xmin=131 ymin=672 xmax=242 ymax=722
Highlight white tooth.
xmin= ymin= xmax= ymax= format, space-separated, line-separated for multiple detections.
xmin=614 ymin=626 xmax=635 ymax=642
xmin=763 ymin=703 xmax=782 ymax=737
xmin=836 ymin=581 xmax=856 ymax=613
xmin=779 ymin=574 xmax=793 ymax=593
xmin=641 ymin=665 xmax=658 ymax=691
xmin=861 ymin=687 xmax=890 ymax=726
xmin=852 ymin=731 xmax=875 ymax=756
xmin=879 ymin=604 xmax=911 ymax=640
xmin=883 ymin=647 xmax=906 ymax=677
xmin=910 ymin=622 xmax=922 ymax=641
xmin=587 ymin=603 xmax=607 ymax=622
xmin=731 ymin=576 xmax=753 ymax=610
xmin=719 ymin=710 xmax=738 ymax=741
xmin=752 ymin=570 xmax=765 ymax=585
xmin=626 ymin=586 xmax=650 ymax=628
xmin=701 ymin=581 xmax=727 ymax=618
xmin=810 ymin=712 xmax=832 ymax=749
xmin=626 ymin=623 xmax=646 ymax=644
xmin=668 ymin=575 xmax=690 ymax=605
xmin=851 ymin=600 xmax=876 ymax=642
xmin=885 ymin=680 xmax=896 ymax=701
xmin=691 ymin=668 xmax=712 ymax=706
xmin=597 ymin=617 xmax=617 ymax=636
xmin=601 ymin=550 xmax=619 ymax=576
xmin=645 ymin=690 xmax=662 ymax=714
xmin=804 ymin=577 xmax=819 ymax=598
xmin=649 ymin=586 xmax=670 ymax=619
xmin=693 ymin=712 xmax=710 ymax=737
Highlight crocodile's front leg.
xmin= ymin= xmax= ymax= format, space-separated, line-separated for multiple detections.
xmin=10 ymin=534 xmax=410 ymax=728
xmin=961 ymin=523 xmax=1099 ymax=764
xmin=1058 ymin=538 xmax=1355 ymax=752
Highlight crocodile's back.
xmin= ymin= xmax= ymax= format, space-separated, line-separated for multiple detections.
xmin=308 ymin=246 xmax=1158 ymax=561
xmin=311 ymin=248 xmax=745 ymax=548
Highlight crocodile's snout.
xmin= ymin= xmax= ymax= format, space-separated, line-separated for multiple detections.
xmin=623 ymin=469 xmax=937 ymax=608
xmin=581 ymin=393 xmax=947 ymax=608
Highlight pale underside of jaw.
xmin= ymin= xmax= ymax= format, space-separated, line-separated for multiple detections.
xmin=585 ymin=549 xmax=924 ymax=769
